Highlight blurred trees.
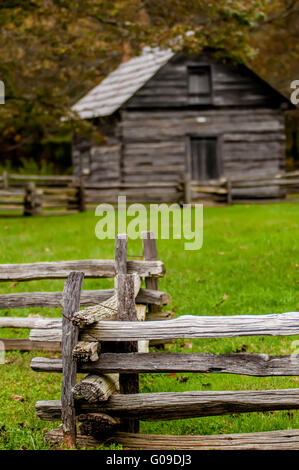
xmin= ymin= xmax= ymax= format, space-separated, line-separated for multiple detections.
xmin=249 ymin=0 xmax=299 ymax=167
xmin=0 ymin=0 xmax=298 ymax=171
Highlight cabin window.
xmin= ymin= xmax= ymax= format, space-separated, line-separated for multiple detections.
xmin=190 ymin=137 xmax=219 ymax=181
xmin=187 ymin=66 xmax=212 ymax=103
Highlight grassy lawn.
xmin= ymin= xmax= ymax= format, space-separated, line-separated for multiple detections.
xmin=0 ymin=203 xmax=298 ymax=449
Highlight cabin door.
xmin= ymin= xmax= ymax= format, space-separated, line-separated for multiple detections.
xmin=190 ymin=136 xmax=219 ymax=181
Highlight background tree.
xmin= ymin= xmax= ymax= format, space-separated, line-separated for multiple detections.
xmin=249 ymin=0 xmax=299 ymax=167
xmin=0 ymin=0 xmax=297 ymax=171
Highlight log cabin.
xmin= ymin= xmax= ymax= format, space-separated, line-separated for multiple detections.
xmin=71 ymin=48 xmax=295 ymax=201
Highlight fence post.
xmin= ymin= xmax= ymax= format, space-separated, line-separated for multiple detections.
xmin=184 ymin=172 xmax=191 ymax=205
xmin=226 ymin=179 xmax=232 ymax=206
xmin=142 ymin=231 xmax=160 ymax=315
xmin=61 ymin=271 xmax=84 ymax=448
xmin=78 ymin=178 xmax=86 ymax=212
xmin=3 ymin=171 xmax=8 ymax=189
xmin=23 ymin=182 xmax=41 ymax=216
xmin=115 ymin=234 xmax=139 ymax=434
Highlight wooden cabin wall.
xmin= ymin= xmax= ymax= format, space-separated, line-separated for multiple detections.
xmin=72 ymin=115 xmax=122 ymax=184
xmin=121 ymin=52 xmax=287 ymax=198
xmin=121 ymin=108 xmax=285 ymax=187
xmin=125 ymin=52 xmax=284 ymax=110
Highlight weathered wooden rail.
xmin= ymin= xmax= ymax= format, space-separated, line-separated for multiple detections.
xmin=188 ymin=169 xmax=299 ymax=205
xmin=0 ymin=172 xmax=83 ymax=216
xmin=0 ymin=233 xmax=171 ymax=352
xmin=28 ymin=235 xmax=299 ymax=450
xmin=1 ymin=170 xmax=299 ymax=216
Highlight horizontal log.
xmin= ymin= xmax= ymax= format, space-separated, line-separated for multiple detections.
xmin=0 ymin=259 xmax=165 ymax=281
xmin=29 ymin=312 xmax=299 ymax=343
xmin=80 ymin=312 xmax=299 ymax=342
xmin=40 ymin=204 xmax=71 ymax=210
xmin=8 ymin=174 xmax=76 ymax=183
xmin=45 ymin=428 xmax=299 ymax=450
xmin=0 ymin=338 xmax=61 ymax=351
xmin=0 ymin=206 xmax=23 ymax=211
xmin=84 ymin=182 xmax=178 ymax=190
xmin=41 ymin=188 xmax=77 ymax=196
xmin=0 ymin=190 xmax=24 ymax=197
xmin=0 ymin=288 xmax=170 ymax=309
xmin=191 ymin=186 xmax=228 ymax=195
xmin=29 ymin=327 xmax=61 ymax=342
xmin=0 ymin=317 xmax=61 ymax=329
xmin=39 ymin=210 xmax=79 ymax=216
xmin=28 ymin=307 xmax=146 ymax=343
xmin=230 ymin=170 xmax=299 ymax=183
xmin=0 ymin=200 xmax=23 ymax=205
xmin=36 ymin=388 xmax=299 ymax=421
xmin=232 ymin=179 xmax=299 ymax=189
xmin=31 ymin=352 xmax=299 ymax=376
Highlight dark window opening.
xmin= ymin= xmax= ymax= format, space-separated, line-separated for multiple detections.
xmin=188 ymin=65 xmax=212 ymax=103
xmin=190 ymin=137 xmax=219 ymax=181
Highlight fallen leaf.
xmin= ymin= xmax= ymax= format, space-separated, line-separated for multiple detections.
xmin=44 ymin=247 xmax=50 ymax=253
xmin=252 ymin=264 xmax=256 ymax=270
xmin=218 ymin=252 xmax=225 ymax=256
xmin=10 ymin=395 xmax=24 ymax=402
xmin=293 ymin=378 xmax=299 ymax=382
xmin=181 ymin=341 xmax=193 ymax=349
xmin=9 ymin=282 xmax=18 ymax=288
xmin=28 ymin=314 xmax=41 ymax=318
xmin=213 ymin=294 xmax=229 ymax=309
xmin=27 ymin=249 xmax=32 ymax=255
xmin=168 ymin=373 xmax=177 ymax=378
xmin=177 ymin=376 xmax=189 ymax=383
xmin=4 ymin=359 xmax=14 ymax=364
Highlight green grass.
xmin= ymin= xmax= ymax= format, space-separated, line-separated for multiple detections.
xmin=0 ymin=203 xmax=299 ymax=449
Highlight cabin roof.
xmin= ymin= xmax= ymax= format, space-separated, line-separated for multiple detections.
xmin=72 ymin=47 xmax=294 ymax=119
xmin=72 ymin=47 xmax=174 ymax=119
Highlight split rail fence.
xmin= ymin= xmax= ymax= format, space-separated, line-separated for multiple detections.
xmin=0 ymin=232 xmax=171 ymax=352
xmin=1 ymin=170 xmax=299 ymax=216
xmin=26 ymin=235 xmax=299 ymax=450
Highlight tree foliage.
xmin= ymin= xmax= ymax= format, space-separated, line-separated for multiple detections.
xmin=249 ymin=0 xmax=299 ymax=165
xmin=0 ymin=0 xmax=297 ymax=169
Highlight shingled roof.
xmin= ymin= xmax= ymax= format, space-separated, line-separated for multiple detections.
xmin=72 ymin=47 xmax=174 ymax=119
